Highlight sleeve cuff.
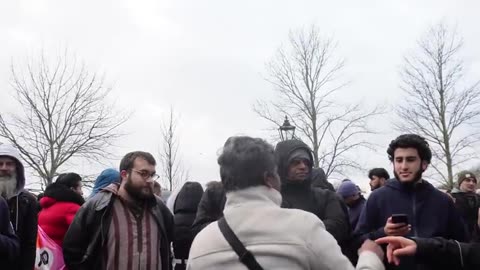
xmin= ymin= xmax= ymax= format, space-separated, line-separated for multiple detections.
xmin=357 ymin=251 xmax=385 ymax=270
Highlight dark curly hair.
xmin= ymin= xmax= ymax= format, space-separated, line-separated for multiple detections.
xmin=55 ymin=173 xmax=82 ymax=189
xmin=368 ymin=168 xmax=390 ymax=180
xmin=387 ymin=134 xmax=432 ymax=163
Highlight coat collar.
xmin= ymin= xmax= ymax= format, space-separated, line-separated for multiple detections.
xmin=224 ymin=185 xmax=282 ymax=210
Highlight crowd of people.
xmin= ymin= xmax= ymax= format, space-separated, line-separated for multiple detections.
xmin=1 ymin=133 xmax=480 ymax=270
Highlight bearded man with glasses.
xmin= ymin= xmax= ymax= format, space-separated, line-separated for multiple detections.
xmin=63 ymin=151 xmax=174 ymax=270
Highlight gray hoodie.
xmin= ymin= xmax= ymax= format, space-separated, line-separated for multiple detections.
xmin=0 ymin=144 xmax=38 ymax=270
xmin=0 ymin=144 xmax=27 ymax=196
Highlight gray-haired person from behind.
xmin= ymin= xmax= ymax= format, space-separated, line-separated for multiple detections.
xmin=187 ymin=136 xmax=384 ymax=270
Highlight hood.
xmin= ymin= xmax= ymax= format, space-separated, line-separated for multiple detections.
xmin=166 ymin=186 xmax=181 ymax=213
xmin=39 ymin=196 xmax=57 ymax=208
xmin=0 ymin=144 xmax=26 ymax=193
xmin=174 ymin=181 xmax=204 ymax=214
xmin=311 ymin=167 xmax=334 ymax=191
xmin=89 ymin=168 xmax=120 ymax=199
xmin=40 ymin=182 xmax=85 ymax=208
xmin=274 ymin=139 xmax=314 ymax=184
xmin=100 ymin=182 xmax=120 ymax=194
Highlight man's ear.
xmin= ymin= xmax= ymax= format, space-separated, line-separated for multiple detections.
xmin=263 ymin=172 xmax=273 ymax=188
xmin=421 ymin=161 xmax=428 ymax=172
xmin=120 ymin=170 xmax=128 ymax=181
xmin=264 ymin=171 xmax=280 ymax=191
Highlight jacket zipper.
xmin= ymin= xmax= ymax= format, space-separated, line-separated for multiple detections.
xmin=412 ymin=193 xmax=418 ymax=237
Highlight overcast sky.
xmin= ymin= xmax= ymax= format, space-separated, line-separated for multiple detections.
xmin=1 ymin=0 xmax=479 ymax=192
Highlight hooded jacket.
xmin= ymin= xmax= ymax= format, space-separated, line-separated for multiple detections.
xmin=0 ymin=196 xmax=19 ymax=267
xmin=38 ymin=182 xmax=85 ymax=246
xmin=173 ymin=182 xmax=204 ymax=269
xmin=187 ymin=185 xmax=384 ymax=270
xmin=62 ymin=183 xmax=174 ymax=270
xmin=191 ymin=182 xmax=226 ymax=237
xmin=274 ymin=140 xmax=350 ymax=244
xmin=312 ymin=167 xmax=335 ymax=191
xmin=355 ymin=179 xmax=468 ymax=270
xmin=88 ymin=168 xmax=120 ymax=199
xmin=450 ymin=189 xmax=480 ymax=242
xmin=0 ymin=144 xmax=38 ymax=270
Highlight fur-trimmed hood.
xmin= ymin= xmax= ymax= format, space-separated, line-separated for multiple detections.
xmin=40 ymin=182 xmax=85 ymax=208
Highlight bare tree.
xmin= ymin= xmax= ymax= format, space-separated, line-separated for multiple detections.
xmin=396 ymin=22 xmax=480 ymax=189
xmin=254 ymin=25 xmax=382 ymax=178
xmin=159 ymin=107 xmax=189 ymax=191
xmin=0 ymin=50 xmax=128 ymax=188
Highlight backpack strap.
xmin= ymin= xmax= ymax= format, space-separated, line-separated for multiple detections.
xmin=217 ymin=217 xmax=263 ymax=270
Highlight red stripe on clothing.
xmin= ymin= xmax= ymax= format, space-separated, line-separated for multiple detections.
xmin=123 ymin=204 xmax=134 ymax=270
xmin=146 ymin=211 xmax=151 ymax=269
xmin=112 ymin=207 xmax=120 ymax=269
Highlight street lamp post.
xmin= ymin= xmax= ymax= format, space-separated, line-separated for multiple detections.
xmin=279 ymin=116 xmax=296 ymax=141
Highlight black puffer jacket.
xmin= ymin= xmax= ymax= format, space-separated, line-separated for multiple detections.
xmin=414 ymin=237 xmax=480 ymax=270
xmin=274 ymin=139 xmax=350 ymax=244
xmin=191 ymin=182 xmax=226 ymax=237
xmin=173 ymin=182 xmax=203 ymax=269
xmin=451 ymin=191 xmax=480 ymax=242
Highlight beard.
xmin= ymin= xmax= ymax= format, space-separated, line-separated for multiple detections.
xmin=394 ymin=168 xmax=423 ymax=188
xmin=0 ymin=173 xmax=17 ymax=199
xmin=124 ymin=175 xmax=155 ymax=205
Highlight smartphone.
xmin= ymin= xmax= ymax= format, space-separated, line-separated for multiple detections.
xmin=391 ymin=214 xmax=409 ymax=224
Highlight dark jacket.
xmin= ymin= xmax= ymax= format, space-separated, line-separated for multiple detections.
xmin=38 ymin=182 xmax=85 ymax=246
xmin=355 ymin=179 xmax=468 ymax=270
xmin=0 ymin=196 xmax=19 ymax=267
xmin=191 ymin=182 xmax=226 ymax=237
xmin=62 ymin=184 xmax=174 ymax=270
xmin=173 ymin=182 xmax=203 ymax=269
xmin=275 ymin=139 xmax=350 ymax=244
xmin=451 ymin=190 xmax=480 ymax=242
xmin=311 ymin=168 xmax=335 ymax=192
xmin=0 ymin=144 xmax=39 ymax=270
xmin=7 ymin=191 xmax=38 ymax=270
xmin=348 ymin=196 xmax=366 ymax=230
xmin=414 ymin=237 xmax=480 ymax=270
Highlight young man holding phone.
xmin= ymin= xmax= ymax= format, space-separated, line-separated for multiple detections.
xmin=355 ymin=134 xmax=468 ymax=270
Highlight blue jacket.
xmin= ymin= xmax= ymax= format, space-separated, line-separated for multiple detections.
xmin=355 ymin=179 xmax=468 ymax=270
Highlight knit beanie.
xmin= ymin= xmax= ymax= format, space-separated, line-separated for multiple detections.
xmin=457 ymin=171 xmax=477 ymax=187
xmin=337 ymin=180 xmax=360 ymax=198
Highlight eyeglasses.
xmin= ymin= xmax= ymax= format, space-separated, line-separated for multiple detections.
xmin=131 ymin=169 xmax=160 ymax=181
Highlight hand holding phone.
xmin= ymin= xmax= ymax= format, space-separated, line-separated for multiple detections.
xmin=384 ymin=215 xmax=411 ymax=236
xmin=391 ymin=214 xmax=409 ymax=224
